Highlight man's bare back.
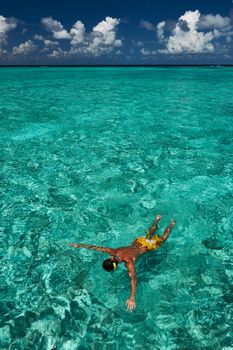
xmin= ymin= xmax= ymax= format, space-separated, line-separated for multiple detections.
xmin=71 ymin=215 xmax=175 ymax=310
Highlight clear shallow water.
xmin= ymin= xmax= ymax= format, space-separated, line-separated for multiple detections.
xmin=0 ymin=67 xmax=233 ymax=349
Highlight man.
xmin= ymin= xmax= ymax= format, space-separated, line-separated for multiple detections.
xmin=71 ymin=215 xmax=175 ymax=311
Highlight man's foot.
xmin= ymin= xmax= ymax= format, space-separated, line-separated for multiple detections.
xmin=147 ymin=214 xmax=162 ymax=239
xmin=170 ymin=219 xmax=176 ymax=227
xmin=161 ymin=219 xmax=175 ymax=241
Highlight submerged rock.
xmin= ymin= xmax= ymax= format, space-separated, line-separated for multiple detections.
xmin=202 ymin=238 xmax=223 ymax=250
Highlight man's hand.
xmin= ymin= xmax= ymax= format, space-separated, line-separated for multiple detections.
xmin=126 ymin=298 xmax=136 ymax=311
xmin=70 ymin=243 xmax=81 ymax=248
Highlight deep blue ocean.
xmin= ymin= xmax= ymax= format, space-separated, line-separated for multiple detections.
xmin=0 ymin=67 xmax=232 ymax=349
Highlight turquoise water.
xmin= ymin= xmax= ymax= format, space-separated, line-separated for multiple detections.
xmin=0 ymin=67 xmax=233 ymax=349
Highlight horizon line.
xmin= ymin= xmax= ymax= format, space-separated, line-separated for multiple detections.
xmin=0 ymin=64 xmax=233 ymax=68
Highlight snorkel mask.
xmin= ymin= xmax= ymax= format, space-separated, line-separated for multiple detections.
xmin=102 ymin=257 xmax=118 ymax=272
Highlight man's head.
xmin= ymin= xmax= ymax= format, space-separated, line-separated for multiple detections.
xmin=102 ymin=258 xmax=118 ymax=272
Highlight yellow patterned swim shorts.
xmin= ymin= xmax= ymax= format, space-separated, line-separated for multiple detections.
xmin=135 ymin=235 xmax=164 ymax=251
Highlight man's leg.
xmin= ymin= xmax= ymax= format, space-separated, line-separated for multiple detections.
xmin=161 ymin=220 xmax=175 ymax=241
xmin=148 ymin=214 xmax=162 ymax=238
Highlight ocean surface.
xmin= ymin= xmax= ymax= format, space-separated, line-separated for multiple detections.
xmin=0 ymin=67 xmax=232 ymax=350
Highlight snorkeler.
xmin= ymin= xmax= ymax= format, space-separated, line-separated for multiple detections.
xmin=71 ymin=215 xmax=175 ymax=311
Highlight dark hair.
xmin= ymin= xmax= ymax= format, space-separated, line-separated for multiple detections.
xmin=102 ymin=258 xmax=118 ymax=272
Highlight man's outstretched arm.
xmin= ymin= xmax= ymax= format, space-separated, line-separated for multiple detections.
xmin=125 ymin=261 xmax=137 ymax=311
xmin=70 ymin=243 xmax=114 ymax=255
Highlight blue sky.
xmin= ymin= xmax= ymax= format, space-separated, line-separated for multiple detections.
xmin=0 ymin=0 xmax=233 ymax=64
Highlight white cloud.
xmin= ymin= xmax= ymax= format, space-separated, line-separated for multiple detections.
xmin=0 ymin=15 xmax=17 ymax=54
xmin=41 ymin=17 xmax=70 ymax=39
xmin=140 ymin=20 xmax=155 ymax=31
xmin=167 ymin=10 xmax=214 ymax=53
xmin=70 ymin=16 xmax=122 ymax=56
xmin=40 ymin=16 xmax=121 ymax=57
xmin=199 ymin=14 xmax=230 ymax=30
xmin=159 ymin=10 xmax=215 ymax=54
xmin=42 ymin=17 xmax=86 ymax=44
xmin=132 ymin=40 xmax=144 ymax=47
xmin=153 ymin=10 xmax=233 ymax=55
xmin=43 ymin=39 xmax=59 ymax=47
xmin=0 ymin=15 xmax=17 ymax=36
xmin=33 ymin=34 xmax=44 ymax=41
xmin=140 ymin=47 xmax=156 ymax=56
xmin=33 ymin=34 xmax=59 ymax=52
xmin=12 ymin=40 xmax=36 ymax=55
xmin=92 ymin=16 xmax=122 ymax=46
xmin=156 ymin=21 xmax=166 ymax=43
xmin=141 ymin=47 xmax=151 ymax=56
xmin=48 ymin=50 xmax=60 ymax=58
xmin=213 ymin=28 xmax=233 ymax=39
xmin=70 ymin=20 xmax=85 ymax=45
xmin=48 ymin=47 xmax=67 ymax=58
